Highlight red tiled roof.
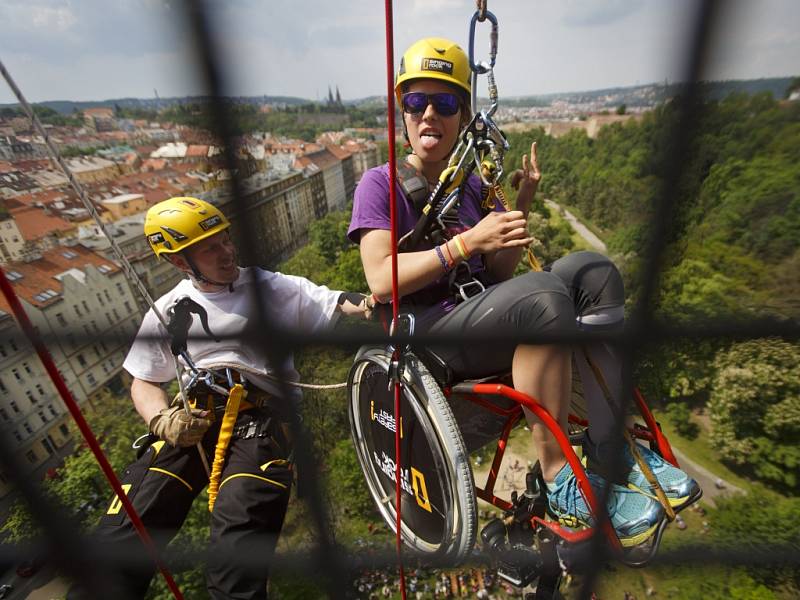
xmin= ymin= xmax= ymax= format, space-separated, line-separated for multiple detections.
xmin=325 ymin=144 xmax=352 ymax=160
xmin=0 ymin=245 xmax=120 ymax=313
xmin=186 ymin=145 xmax=209 ymax=157
xmin=302 ymin=148 xmax=340 ymax=170
xmin=10 ymin=206 xmax=76 ymax=240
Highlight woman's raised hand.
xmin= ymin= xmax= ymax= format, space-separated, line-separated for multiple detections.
xmin=461 ymin=210 xmax=532 ymax=255
xmin=510 ymin=141 xmax=541 ymax=212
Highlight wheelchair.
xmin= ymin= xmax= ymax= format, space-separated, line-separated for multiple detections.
xmin=347 ymin=313 xmax=696 ymax=592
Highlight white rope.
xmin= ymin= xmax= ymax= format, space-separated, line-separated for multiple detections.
xmin=203 ymin=362 xmax=348 ymax=390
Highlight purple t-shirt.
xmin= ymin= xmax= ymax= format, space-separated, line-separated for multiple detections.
xmin=348 ymin=162 xmax=505 ymax=328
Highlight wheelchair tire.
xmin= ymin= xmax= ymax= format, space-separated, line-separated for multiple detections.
xmin=348 ymin=346 xmax=477 ymax=563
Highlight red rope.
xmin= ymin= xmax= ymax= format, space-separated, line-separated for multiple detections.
xmin=383 ymin=1 xmax=406 ymax=598
xmin=0 ymin=267 xmax=184 ymax=600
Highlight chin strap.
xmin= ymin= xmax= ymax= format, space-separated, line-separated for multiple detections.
xmin=183 ymin=252 xmax=234 ymax=291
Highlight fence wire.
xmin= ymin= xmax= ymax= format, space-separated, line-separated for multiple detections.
xmin=1 ymin=0 xmax=798 ymax=598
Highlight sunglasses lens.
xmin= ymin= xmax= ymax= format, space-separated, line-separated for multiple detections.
xmin=402 ymin=93 xmax=429 ymax=114
xmin=432 ymin=93 xmax=459 ymax=116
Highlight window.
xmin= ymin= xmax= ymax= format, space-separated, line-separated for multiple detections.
xmin=123 ymin=301 xmax=132 ymax=314
xmin=26 ymin=450 xmax=37 ymax=464
xmin=56 ymin=312 xmax=67 ymax=327
xmin=10 ymin=401 xmax=19 ymax=413
xmin=77 ymin=354 xmax=87 ymax=368
xmin=41 ymin=437 xmax=56 ymax=455
xmin=74 ymin=304 xmax=83 ymax=317
xmin=23 ymin=422 xmax=33 ymax=435
xmin=6 ymin=270 xmax=22 ymax=281
xmin=95 ymin=293 xmax=102 ymax=304
xmin=62 ymin=250 xmax=78 ymax=259
xmin=59 ymin=423 xmax=69 ymax=437
xmin=116 ymin=282 xmax=124 ymax=295
xmin=14 ymin=431 xmax=22 ymax=443
xmin=0 ymin=345 xmax=6 ymax=358
xmin=12 ymin=368 xmax=20 ymax=381
xmin=87 ymin=373 xmax=96 ymax=386
xmin=104 ymin=290 xmax=111 ymax=302
xmin=106 ymin=313 xmax=113 ymax=326
xmin=49 ymin=405 xmax=58 ymax=418
xmin=23 ymin=362 xmax=31 ymax=375
xmin=9 ymin=338 xmax=18 ymax=351
xmin=0 ymin=408 xmax=8 ymax=421
xmin=38 ymin=409 xmax=47 ymax=423
xmin=36 ymin=384 xmax=44 ymax=395
xmin=0 ymin=377 xmax=6 ymax=393
xmin=82 ymin=300 xmax=89 ymax=313
xmin=112 ymin=309 xmax=120 ymax=321
xmin=25 ymin=389 xmax=35 ymax=402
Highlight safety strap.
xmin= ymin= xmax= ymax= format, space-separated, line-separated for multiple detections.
xmin=207 ymin=383 xmax=245 ymax=512
xmin=580 ymin=347 xmax=676 ymax=520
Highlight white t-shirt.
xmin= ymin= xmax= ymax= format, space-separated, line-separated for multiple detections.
xmin=123 ymin=267 xmax=341 ymax=398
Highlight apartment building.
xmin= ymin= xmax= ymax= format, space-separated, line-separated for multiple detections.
xmin=79 ymin=214 xmax=183 ymax=313
xmin=216 ymin=170 xmax=316 ymax=266
xmin=296 ymin=147 xmax=346 ymax=213
xmin=0 ymin=245 xmax=142 ymax=498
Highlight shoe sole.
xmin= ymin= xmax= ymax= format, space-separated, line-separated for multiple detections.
xmin=554 ymin=513 xmax=663 ymax=548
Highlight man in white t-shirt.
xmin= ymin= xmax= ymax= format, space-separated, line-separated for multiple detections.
xmin=69 ymin=197 xmax=366 ymax=600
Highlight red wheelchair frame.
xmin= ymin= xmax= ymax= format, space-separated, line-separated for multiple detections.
xmin=445 ymin=380 xmax=680 ymax=554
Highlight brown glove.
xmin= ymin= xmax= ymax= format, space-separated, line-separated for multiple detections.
xmin=149 ymin=405 xmax=212 ymax=447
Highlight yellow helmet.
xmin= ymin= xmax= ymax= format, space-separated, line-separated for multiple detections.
xmin=144 ymin=196 xmax=230 ymax=257
xmin=395 ymin=37 xmax=471 ymax=103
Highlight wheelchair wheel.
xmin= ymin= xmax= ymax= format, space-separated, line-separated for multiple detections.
xmin=348 ymin=346 xmax=477 ymax=563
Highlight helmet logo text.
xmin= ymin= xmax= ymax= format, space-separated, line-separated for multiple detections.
xmin=421 ymin=58 xmax=453 ymax=75
xmin=199 ymin=215 xmax=223 ymax=231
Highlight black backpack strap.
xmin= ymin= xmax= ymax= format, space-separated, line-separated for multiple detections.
xmin=396 ymin=160 xmax=429 ymax=213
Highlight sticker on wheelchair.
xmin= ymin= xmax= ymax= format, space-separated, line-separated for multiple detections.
xmin=363 ymin=367 xmax=446 ymax=545
xmin=348 ymin=347 xmax=477 ymax=561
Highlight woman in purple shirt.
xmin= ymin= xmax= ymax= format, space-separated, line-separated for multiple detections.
xmin=349 ymin=37 xmax=695 ymax=546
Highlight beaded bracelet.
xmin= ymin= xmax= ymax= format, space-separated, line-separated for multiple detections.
xmin=434 ymin=245 xmax=450 ymax=274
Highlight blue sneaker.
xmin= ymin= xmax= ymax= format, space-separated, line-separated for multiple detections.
xmin=584 ymin=433 xmax=702 ymax=511
xmin=546 ymin=462 xmax=665 ymax=548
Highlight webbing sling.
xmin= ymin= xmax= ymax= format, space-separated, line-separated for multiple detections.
xmin=207 ymin=383 xmax=245 ymax=511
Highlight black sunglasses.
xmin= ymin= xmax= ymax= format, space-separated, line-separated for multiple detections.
xmin=401 ymin=92 xmax=461 ymax=117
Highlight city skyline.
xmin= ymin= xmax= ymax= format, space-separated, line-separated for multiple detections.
xmin=2 ymin=0 xmax=799 ymax=105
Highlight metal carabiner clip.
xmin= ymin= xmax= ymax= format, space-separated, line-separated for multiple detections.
xmin=468 ymin=10 xmax=498 ymax=74
xmin=456 ymin=279 xmax=486 ymax=303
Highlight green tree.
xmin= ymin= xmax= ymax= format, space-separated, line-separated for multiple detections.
xmin=708 ymin=339 xmax=800 ymax=491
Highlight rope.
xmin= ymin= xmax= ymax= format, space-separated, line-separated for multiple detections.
xmin=199 ymin=362 xmax=348 ymax=390
xmin=0 ymin=267 xmax=184 ymax=600
xmin=383 ymin=2 xmax=407 ymax=598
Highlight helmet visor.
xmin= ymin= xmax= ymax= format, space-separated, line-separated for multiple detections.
xmin=401 ymin=92 xmax=460 ymax=117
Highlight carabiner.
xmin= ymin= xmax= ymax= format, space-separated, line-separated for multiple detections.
xmin=468 ymin=10 xmax=498 ymax=73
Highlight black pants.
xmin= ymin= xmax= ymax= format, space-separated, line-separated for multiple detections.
xmin=69 ymin=410 xmax=292 ymax=600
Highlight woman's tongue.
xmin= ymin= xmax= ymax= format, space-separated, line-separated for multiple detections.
xmin=420 ymin=132 xmax=441 ymax=150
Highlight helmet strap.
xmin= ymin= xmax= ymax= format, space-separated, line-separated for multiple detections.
xmin=182 ymin=252 xmax=234 ymax=291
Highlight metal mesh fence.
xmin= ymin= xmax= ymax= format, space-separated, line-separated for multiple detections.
xmin=1 ymin=0 xmax=799 ymax=598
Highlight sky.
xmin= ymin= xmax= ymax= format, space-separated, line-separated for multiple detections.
xmin=1 ymin=0 xmax=799 ymax=105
